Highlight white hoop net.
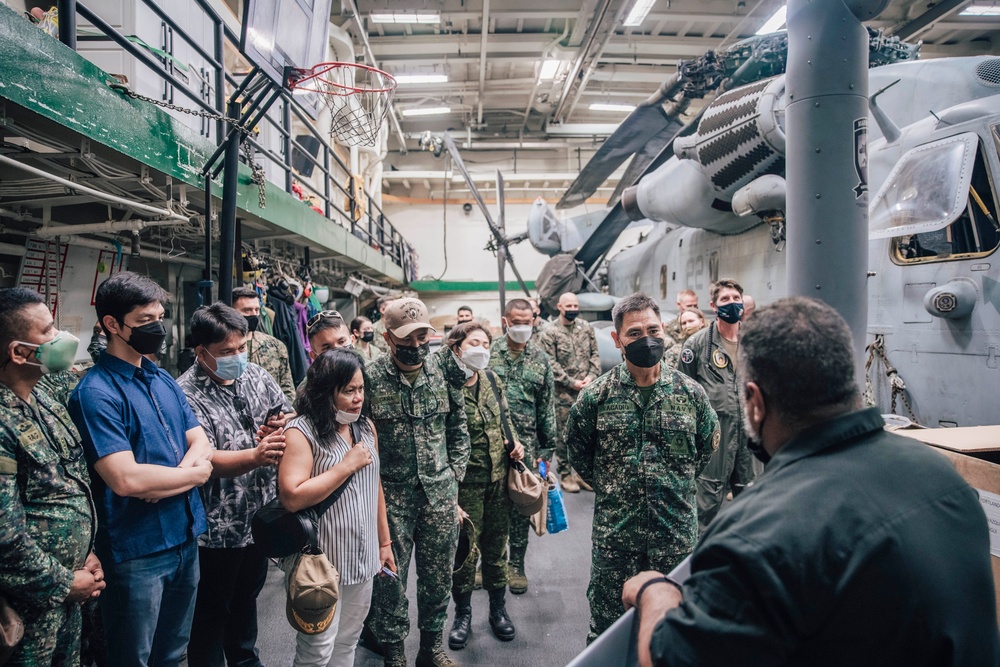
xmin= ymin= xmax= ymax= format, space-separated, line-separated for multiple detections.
xmin=291 ymin=63 xmax=396 ymax=147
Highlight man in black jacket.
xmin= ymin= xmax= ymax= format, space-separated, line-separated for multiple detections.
xmin=624 ymin=297 xmax=1000 ymax=667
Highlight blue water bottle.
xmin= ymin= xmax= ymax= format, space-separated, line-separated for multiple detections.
xmin=539 ymin=461 xmax=569 ymax=535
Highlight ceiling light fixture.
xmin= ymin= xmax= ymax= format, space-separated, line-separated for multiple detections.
xmin=371 ymin=12 xmax=441 ymax=24
xmin=402 ymin=106 xmax=452 ymax=117
xmin=756 ymin=4 xmax=787 ymax=35
xmin=590 ymin=102 xmax=636 ymax=112
xmin=960 ymin=5 xmax=1000 ymax=15
xmin=623 ymin=0 xmax=656 ymax=27
xmin=538 ymin=59 xmax=561 ymax=80
xmin=394 ymin=74 xmax=449 ymax=84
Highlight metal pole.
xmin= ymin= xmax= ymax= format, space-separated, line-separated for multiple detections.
xmin=57 ymin=0 xmax=76 ymax=49
xmin=219 ymin=100 xmax=240 ymax=307
xmin=785 ymin=0 xmax=884 ymax=369
xmin=203 ymin=173 xmax=214 ymax=305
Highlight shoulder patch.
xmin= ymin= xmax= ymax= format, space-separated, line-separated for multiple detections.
xmin=680 ymin=348 xmax=695 ymax=365
xmin=712 ymin=430 xmax=721 ymax=451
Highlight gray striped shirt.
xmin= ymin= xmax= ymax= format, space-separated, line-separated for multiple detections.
xmin=286 ymin=415 xmax=381 ymax=586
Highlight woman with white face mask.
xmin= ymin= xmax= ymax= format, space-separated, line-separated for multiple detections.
xmin=445 ymin=323 xmax=525 ymax=651
xmin=278 ymin=350 xmax=395 ymax=667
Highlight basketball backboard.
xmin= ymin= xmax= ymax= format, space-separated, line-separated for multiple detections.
xmin=241 ymin=0 xmax=333 ymax=86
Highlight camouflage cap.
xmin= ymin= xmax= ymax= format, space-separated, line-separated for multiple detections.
xmin=383 ymin=297 xmax=436 ymax=338
xmin=453 ymin=518 xmax=480 ymax=579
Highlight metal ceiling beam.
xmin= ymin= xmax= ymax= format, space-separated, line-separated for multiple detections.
xmin=892 ymin=0 xmax=972 ymax=40
xmin=552 ymin=0 xmax=624 ymax=123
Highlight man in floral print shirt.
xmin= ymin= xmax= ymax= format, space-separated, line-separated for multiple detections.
xmin=177 ymin=302 xmax=291 ymax=667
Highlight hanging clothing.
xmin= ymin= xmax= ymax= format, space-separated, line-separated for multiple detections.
xmin=267 ymin=289 xmax=309 ymax=386
xmin=294 ymin=302 xmax=312 ymax=356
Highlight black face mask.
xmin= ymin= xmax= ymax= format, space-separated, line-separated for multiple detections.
xmin=564 ymin=310 xmax=579 ymax=322
xmin=244 ymin=315 xmax=259 ymax=333
xmin=361 ymin=331 xmax=375 ymax=343
xmin=623 ymin=336 xmax=665 ymax=368
xmin=716 ymin=302 xmax=745 ymax=324
xmin=394 ymin=341 xmax=430 ymax=366
xmin=120 ymin=320 xmax=167 ymax=356
xmin=87 ymin=334 xmax=107 ymax=364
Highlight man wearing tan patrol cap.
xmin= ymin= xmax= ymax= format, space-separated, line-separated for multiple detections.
xmin=367 ymin=297 xmax=471 ymax=667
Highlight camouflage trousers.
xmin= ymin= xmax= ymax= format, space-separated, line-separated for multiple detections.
xmin=696 ymin=435 xmax=756 ymax=532
xmin=587 ymin=544 xmax=687 ymax=644
xmin=453 ymin=479 xmax=510 ymax=594
xmin=371 ymin=482 xmax=459 ymax=644
xmin=553 ymin=393 xmax=579 ymax=476
xmin=8 ymin=600 xmax=82 ymax=667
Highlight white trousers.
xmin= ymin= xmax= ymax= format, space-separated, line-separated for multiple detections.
xmin=293 ymin=577 xmax=374 ymax=667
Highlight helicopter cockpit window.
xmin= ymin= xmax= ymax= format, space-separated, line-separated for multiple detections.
xmin=870 ymin=133 xmax=978 ymax=241
xmin=890 ymin=134 xmax=1000 ymax=264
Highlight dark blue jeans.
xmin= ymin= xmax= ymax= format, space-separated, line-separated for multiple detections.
xmin=100 ymin=540 xmax=200 ymax=667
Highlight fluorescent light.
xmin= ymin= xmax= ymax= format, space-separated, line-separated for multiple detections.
xmin=371 ymin=12 xmax=441 ymax=24
xmin=401 ymin=106 xmax=452 ymax=117
xmin=756 ymin=4 xmax=787 ymax=35
xmin=623 ymin=0 xmax=656 ymax=27
xmin=538 ymin=59 xmax=561 ymax=80
xmin=961 ymin=5 xmax=1000 ymax=15
xmin=394 ymin=74 xmax=449 ymax=84
xmin=589 ymin=103 xmax=635 ymax=112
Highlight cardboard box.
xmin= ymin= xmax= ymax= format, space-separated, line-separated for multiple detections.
xmin=894 ymin=425 xmax=1000 ymax=627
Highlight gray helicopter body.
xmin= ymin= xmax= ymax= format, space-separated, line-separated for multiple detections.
xmin=591 ymin=55 xmax=1000 ymax=427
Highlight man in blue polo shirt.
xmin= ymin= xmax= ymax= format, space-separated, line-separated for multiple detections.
xmin=69 ymin=272 xmax=213 ymax=667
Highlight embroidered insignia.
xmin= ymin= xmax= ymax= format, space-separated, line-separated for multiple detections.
xmin=680 ymin=348 xmax=694 ymax=365
xmin=712 ymin=349 xmax=728 ymax=369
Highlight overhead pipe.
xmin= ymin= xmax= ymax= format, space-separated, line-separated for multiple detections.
xmin=477 ymin=0 xmax=491 ymax=126
xmin=520 ymin=20 xmax=572 ymax=138
xmin=33 ymin=218 xmax=184 ymax=238
xmin=0 ymin=154 xmax=189 ymax=223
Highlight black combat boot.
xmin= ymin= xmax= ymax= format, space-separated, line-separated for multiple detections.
xmin=487 ymin=587 xmax=516 ymax=641
xmin=448 ymin=591 xmax=473 ymax=650
xmin=415 ymin=630 xmax=458 ymax=667
xmin=381 ymin=640 xmax=406 ymax=667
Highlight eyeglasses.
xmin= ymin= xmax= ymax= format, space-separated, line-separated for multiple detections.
xmin=232 ymin=394 xmax=255 ymax=433
xmin=307 ymin=310 xmax=343 ymax=335
xmin=401 ymin=388 xmax=441 ymax=421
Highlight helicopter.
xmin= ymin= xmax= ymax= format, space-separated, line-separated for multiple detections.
xmin=434 ymin=22 xmax=1000 ymax=429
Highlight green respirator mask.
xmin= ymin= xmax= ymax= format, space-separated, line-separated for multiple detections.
xmin=13 ymin=331 xmax=80 ymax=373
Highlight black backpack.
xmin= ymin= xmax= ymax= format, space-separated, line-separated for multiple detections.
xmin=251 ymin=421 xmax=362 ymax=558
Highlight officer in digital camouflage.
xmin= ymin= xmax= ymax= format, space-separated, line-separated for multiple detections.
xmin=538 ymin=292 xmax=601 ymax=493
xmin=677 ymin=279 xmax=756 ymax=531
xmin=489 ymin=298 xmax=556 ymax=594
xmin=367 ymin=297 xmax=470 ymax=667
xmin=232 ymin=287 xmax=296 ymax=404
xmin=370 ymin=295 xmax=397 ymax=355
xmin=566 ymin=293 xmax=719 ymax=644
xmin=0 ymin=288 xmax=106 ymax=666
xmin=36 ymin=368 xmax=81 ymax=406
xmin=444 ymin=322 xmax=524 ymax=651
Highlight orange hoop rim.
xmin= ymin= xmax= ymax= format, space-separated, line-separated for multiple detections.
xmin=288 ymin=62 xmax=397 ymax=96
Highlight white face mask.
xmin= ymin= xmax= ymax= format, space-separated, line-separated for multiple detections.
xmin=461 ymin=345 xmax=491 ymax=371
xmin=506 ymin=324 xmax=533 ymax=344
xmin=335 ymin=409 xmax=361 ymax=424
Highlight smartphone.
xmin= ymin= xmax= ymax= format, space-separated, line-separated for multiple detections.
xmin=264 ymin=405 xmax=284 ymax=424
xmin=380 ymin=566 xmax=398 ymax=579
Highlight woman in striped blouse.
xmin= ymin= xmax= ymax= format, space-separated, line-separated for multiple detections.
xmin=278 ymin=349 xmax=396 ymax=667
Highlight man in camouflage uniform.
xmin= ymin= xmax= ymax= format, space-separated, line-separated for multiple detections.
xmin=367 ymin=298 xmax=470 ymax=667
xmin=370 ymin=295 xmax=397 ymax=355
xmin=36 ymin=368 xmax=81 ymax=406
xmin=232 ymin=287 xmax=296 ymax=404
xmin=489 ymin=298 xmax=556 ymax=594
xmin=566 ymin=293 xmax=719 ymax=644
xmin=539 ymin=292 xmax=601 ymax=492
xmin=0 ymin=288 xmax=106 ymax=666
xmin=663 ymin=289 xmax=699 ymax=345
xmin=677 ymin=279 xmax=756 ymax=531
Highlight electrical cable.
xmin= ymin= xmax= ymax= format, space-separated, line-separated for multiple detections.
xmin=425 ymin=154 xmax=450 ymax=281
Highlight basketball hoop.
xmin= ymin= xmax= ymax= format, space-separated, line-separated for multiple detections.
xmin=289 ymin=62 xmax=397 ymax=147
